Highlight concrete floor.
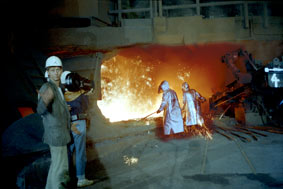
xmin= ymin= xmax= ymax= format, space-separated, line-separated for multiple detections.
xmin=82 ymin=121 xmax=283 ymax=189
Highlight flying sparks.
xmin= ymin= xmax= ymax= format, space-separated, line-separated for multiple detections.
xmin=123 ymin=155 xmax=139 ymax=166
xmin=98 ymin=55 xmax=160 ymax=122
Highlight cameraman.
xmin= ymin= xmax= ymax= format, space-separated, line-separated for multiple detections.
xmin=64 ymin=88 xmax=94 ymax=188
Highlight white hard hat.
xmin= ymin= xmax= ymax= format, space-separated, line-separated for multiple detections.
xmin=61 ymin=71 xmax=71 ymax=84
xmin=45 ymin=56 xmax=62 ymax=68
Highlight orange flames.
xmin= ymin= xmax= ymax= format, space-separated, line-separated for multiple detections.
xmin=97 ymin=54 xmax=161 ymax=122
xmin=98 ymin=43 xmax=243 ymax=125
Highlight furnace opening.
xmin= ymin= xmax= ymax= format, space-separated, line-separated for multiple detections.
xmin=98 ymin=43 xmax=243 ymax=123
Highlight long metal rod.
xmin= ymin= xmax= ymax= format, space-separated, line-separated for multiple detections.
xmin=215 ymin=91 xmax=246 ymax=107
xmin=118 ymin=0 xmax=122 ymax=26
xmin=141 ymin=112 xmax=156 ymax=120
xmin=109 ymin=7 xmax=151 ymax=14
xmin=154 ymin=0 xmax=157 ymax=17
xmin=263 ymin=2 xmax=268 ymax=28
xmin=159 ymin=0 xmax=163 ymax=17
xmin=162 ymin=1 xmax=264 ymax=10
xmin=150 ymin=0 xmax=153 ymax=18
xmin=244 ymin=2 xmax=249 ymax=28
xmin=196 ymin=0 xmax=200 ymax=16
xmin=215 ymin=129 xmax=234 ymax=140
xmin=219 ymin=105 xmax=231 ymax=120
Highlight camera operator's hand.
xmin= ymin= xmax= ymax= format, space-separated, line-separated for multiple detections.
xmin=85 ymin=88 xmax=94 ymax=96
xmin=71 ymin=122 xmax=81 ymax=135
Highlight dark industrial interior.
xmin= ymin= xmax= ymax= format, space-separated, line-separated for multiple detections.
xmin=3 ymin=0 xmax=283 ymax=188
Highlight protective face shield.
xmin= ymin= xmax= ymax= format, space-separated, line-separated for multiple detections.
xmin=158 ymin=80 xmax=170 ymax=93
xmin=61 ymin=71 xmax=94 ymax=92
xmin=182 ymin=82 xmax=189 ymax=92
xmin=45 ymin=56 xmax=62 ymax=68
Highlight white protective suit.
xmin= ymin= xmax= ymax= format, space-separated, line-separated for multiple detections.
xmin=182 ymin=82 xmax=206 ymax=126
xmin=158 ymin=81 xmax=184 ymax=135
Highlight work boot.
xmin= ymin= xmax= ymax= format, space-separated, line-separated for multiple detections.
xmin=77 ymin=179 xmax=94 ymax=188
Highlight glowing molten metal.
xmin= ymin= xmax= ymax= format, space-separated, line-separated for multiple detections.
xmin=97 ymin=55 xmax=161 ymax=122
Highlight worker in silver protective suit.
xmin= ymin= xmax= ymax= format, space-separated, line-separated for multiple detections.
xmin=157 ymin=80 xmax=184 ymax=135
xmin=182 ymin=82 xmax=206 ymax=128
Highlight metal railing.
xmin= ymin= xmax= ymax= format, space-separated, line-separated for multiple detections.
xmin=108 ymin=0 xmax=280 ymax=28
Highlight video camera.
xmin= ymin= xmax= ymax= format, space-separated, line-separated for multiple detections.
xmin=61 ymin=71 xmax=94 ymax=92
